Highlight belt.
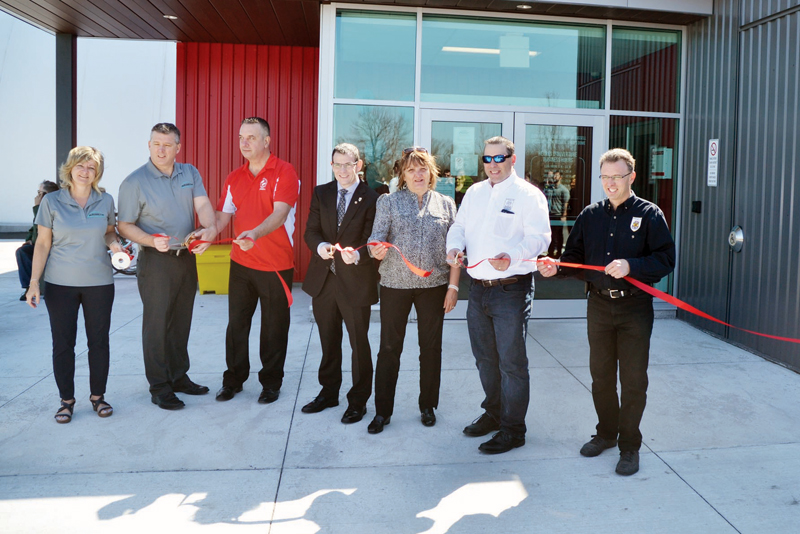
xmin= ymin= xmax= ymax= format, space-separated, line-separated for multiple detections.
xmin=593 ymin=287 xmax=642 ymax=299
xmin=473 ymin=274 xmax=530 ymax=287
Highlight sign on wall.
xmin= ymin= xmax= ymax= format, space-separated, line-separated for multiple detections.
xmin=707 ymin=139 xmax=719 ymax=187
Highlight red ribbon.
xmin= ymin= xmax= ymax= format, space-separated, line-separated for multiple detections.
xmin=542 ymin=259 xmax=800 ymax=345
xmin=332 ymin=241 xmax=433 ymax=278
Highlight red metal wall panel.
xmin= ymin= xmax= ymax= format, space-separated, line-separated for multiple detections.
xmin=176 ymin=42 xmax=319 ymax=282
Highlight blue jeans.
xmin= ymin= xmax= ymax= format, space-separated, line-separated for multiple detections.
xmin=16 ymin=243 xmax=34 ymax=288
xmin=467 ymin=275 xmax=532 ymax=439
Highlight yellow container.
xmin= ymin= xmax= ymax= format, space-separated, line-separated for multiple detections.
xmin=196 ymin=244 xmax=232 ymax=295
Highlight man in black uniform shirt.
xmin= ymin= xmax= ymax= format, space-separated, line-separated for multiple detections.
xmin=540 ymin=148 xmax=675 ymax=476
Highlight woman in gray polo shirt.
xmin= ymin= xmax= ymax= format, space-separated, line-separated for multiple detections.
xmin=26 ymin=146 xmax=123 ymax=424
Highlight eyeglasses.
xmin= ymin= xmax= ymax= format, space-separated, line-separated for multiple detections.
xmin=331 ymin=162 xmax=357 ymax=171
xmin=598 ymin=172 xmax=633 ymax=182
xmin=403 ymin=146 xmax=428 ymax=155
xmin=482 ymin=154 xmax=510 ymax=164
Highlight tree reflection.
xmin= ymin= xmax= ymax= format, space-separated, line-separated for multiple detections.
xmin=338 ymin=107 xmax=412 ymax=190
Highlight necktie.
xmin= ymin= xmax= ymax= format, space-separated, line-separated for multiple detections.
xmin=331 ymin=189 xmax=347 ymax=274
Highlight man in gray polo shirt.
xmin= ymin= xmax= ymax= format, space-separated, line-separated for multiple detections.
xmin=118 ymin=123 xmax=217 ymax=410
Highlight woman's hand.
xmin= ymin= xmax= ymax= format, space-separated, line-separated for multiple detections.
xmin=26 ymin=281 xmax=41 ymax=309
xmin=443 ymin=286 xmax=458 ymax=314
xmin=369 ymin=243 xmax=388 ymax=260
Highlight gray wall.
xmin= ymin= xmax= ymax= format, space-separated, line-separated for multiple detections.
xmin=681 ymin=0 xmax=800 ymax=368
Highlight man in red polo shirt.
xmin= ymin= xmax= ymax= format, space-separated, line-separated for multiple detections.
xmin=213 ymin=117 xmax=300 ymax=405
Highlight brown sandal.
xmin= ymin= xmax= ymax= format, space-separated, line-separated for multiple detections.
xmin=55 ymin=399 xmax=75 ymax=424
xmin=90 ymin=395 xmax=113 ymax=418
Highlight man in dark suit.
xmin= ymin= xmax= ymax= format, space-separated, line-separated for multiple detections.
xmin=301 ymin=143 xmax=379 ymax=424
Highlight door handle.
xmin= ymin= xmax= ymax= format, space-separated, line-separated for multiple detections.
xmin=728 ymin=225 xmax=744 ymax=252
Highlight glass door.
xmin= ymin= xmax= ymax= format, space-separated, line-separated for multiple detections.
xmin=420 ymin=110 xmax=604 ymax=318
xmin=514 ymin=113 xmax=605 ymax=318
xmin=421 ymin=110 xmax=514 ymax=318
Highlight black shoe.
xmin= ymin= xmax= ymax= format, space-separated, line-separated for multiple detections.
xmin=420 ymin=408 xmax=436 ymax=427
xmin=151 ymin=392 xmax=185 ymax=410
xmin=301 ymin=395 xmax=339 ymax=414
xmin=215 ymin=385 xmax=243 ymax=401
xmin=341 ymin=406 xmax=367 ymax=424
xmin=579 ymin=435 xmax=618 ymax=457
xmin=616 ymin=451 xmax=640 ymax=476
xmin=20 ymin=290 xmax=28 ymax=301
xmin=463 ymin=413 xmax=500 ymax=437
xmin=172 ymin=379 xmax=210 ymax=396
xmin=367 ymin=415 xmax=390 ymax=434
xmin=258 ymin=388 xmax=280 ymax=404
xmin=478 ymin=431 xmax=525 ymax=454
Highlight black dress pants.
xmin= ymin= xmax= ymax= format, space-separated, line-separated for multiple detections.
xmin=137 ymin=248 xmax=197 ymax=396
xmin=223 ymin=260 xmax=293 ymax=390
xmin=44 ymin=282 xmax=115 ymax=400
xmin=312 ymin=270 xmax=373 ymax=407
xmin=587 ymin=290 xmax=654 ymax=452
xmin=374 ymin=284 xmax=447 ymax=417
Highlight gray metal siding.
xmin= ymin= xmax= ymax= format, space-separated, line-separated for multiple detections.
xmin=729 ymin=9 xmax=800 ymax=366
xmin=679 ymin=0 xmax=740 ymax=336
xmin=741 ymin=0 xmax=800 ymax=25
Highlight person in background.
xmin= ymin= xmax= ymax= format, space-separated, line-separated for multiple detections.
xmin=26 ymin=147 xmax=123 ymax=423
xmin=366 ymin=147 xmax=460 ymax=434
xmin=16 ymin=180 xmax=58 ymax=301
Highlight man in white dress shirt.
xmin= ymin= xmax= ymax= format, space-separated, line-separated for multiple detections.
xmin=446 ymin=136 xmax=550 ymax=454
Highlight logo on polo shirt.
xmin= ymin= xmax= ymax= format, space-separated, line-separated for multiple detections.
xmin=181 ymin=182 xmax=193 ymax=188
xmin=87 ymin=211 xmax=106 ymax=218
xmin=631 ymin=217 xmax=642 ymax=232
xmin=259 ymin=178 xmax=268 ymax=191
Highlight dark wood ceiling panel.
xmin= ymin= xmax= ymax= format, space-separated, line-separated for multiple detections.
xmin=239 ymin=0 xmax=288 ymax=45
xmin=81 ymin=0 xmax=160 ymax=39
xmin=1 ymin=1 xmax=707 ymax=45
xmin=146 ymin=0 xmax=215 ymax=42
xmin=207 ymin=0 xmax=264 ymax=44
xmin=176 ymin=0 xmax=240 ymax=43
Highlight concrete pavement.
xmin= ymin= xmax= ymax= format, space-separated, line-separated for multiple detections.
xmin=1 ymin=239 xmax=799 ymax=533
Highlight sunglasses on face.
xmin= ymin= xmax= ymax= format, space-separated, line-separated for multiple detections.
xmin=482 ymin=154 xmax=510 ymax=163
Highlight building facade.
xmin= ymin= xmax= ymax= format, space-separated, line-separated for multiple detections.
xmin=2 ymin=0 xmax=798 ymax=369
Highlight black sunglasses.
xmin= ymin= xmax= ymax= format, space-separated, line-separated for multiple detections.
xmin=403 ymin=146 xmax=429 ymax=155
xmin=482 ymin=154 xmax=510 ymax=163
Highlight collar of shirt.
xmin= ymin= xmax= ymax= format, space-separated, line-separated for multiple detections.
xmin=243 ymin=154 xmax=278 ymax=180
xmin=337 ymin=180 xmax=359 ymax=197
xmin=146 ymin=159 xmax=182 ymax=179
xmin=603 ymin=191 xmax=637 ymax=214
xmin=57 ymin=188 xmax=103 ymax=209
xmin=488 ymin=170 xmax=519 ymax=194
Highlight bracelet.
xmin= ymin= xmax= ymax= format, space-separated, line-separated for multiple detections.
xmin=448 ymin=284 xmax=459 ymax=291
xmin=30 ymin=279 xmax=39 ymax=284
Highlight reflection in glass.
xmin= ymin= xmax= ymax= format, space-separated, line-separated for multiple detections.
xmin=611 ymin=28 xmax=681 ymax=113
xmin=430 ymin=121 xmax=502 ymax=206
xmin=421 ymin=16 xmax=605 ymax=108
xmin=335 ymin=11 xmax=416 ymax=101
xmin=610 ymin=116 xmax=678 ymax=293
xmin=525 ymin=124 xmax=593 ymax=299
xmin=333 ymin=105 xmax=414 ymax=191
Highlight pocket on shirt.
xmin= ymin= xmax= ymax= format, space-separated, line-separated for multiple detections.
xmin=493 ymin=212 xmax=515 ymax=238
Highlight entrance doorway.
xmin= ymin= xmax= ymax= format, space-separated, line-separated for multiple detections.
xmin=420 ymin=109 xmax=605 ymax=318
